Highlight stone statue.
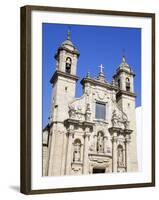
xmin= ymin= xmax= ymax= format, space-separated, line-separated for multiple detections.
xmin=118 ymin=146 xmax=124 ymax=166
xmin=89 ymin=141 xmax=95 ymax=152
xmin=111 ymin=109 xmax=119 ymax=127
xmin=97 ymin=132 xmax=104 ymax=152
xmin=85 ymin=103 xmax=91 ymax=121
xmin=68 ymin=104 xmax=76 ymax=118
xmin=73 ymin=143 xmax=81 ymax=162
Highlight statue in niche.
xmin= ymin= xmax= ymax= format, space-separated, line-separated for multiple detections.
xmin=73 ymin=139 xmax=81 ymax=162
xmin=117 ymin=145 xmax=124 ymax=167
xmin=97 ymin=132 xmax=104 ymax=153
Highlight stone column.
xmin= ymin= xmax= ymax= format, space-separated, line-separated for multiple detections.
xmin=83 ymin=128 xmax=90 ymax=174
xmin=112 ymin=133 xmax=118 ymax=172
xmin=125 ymin=135 xmax=131 ymax=172
xmin=65 ymin=127 xmax=74 ymax=175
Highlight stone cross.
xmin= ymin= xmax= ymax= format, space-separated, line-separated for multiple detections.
xmin=99 ymin=64 xmax=104 ymax=73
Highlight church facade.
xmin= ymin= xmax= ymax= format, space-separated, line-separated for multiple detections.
xmin=42 ymin=32 xmax=138 ymax=176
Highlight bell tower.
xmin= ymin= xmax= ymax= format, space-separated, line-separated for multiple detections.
xmin=113 ymin=56 xmax=135 ymax=93
xmin=113 ymin=56 xmax=138 ymax=172
xmin=54 ymin=30 xmax=79 ymax=76
xmin=50 ymin=31 xmax=80 ymax=122
xmin=47 ymin=31 xmax=80 ymax=176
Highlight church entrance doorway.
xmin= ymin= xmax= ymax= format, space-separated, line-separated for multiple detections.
xmin=93 ymin=168 xmax=105 ymax=174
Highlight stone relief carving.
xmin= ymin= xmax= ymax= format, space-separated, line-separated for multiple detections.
xmin=71 ymin=166 xmax=82 ymax=173
xmin=68 ymin=103 xmax=85 ymax=120
xmin=68 ymin=98 xmax=92 ymax=122
xmin=111 ymin=109 xmax=129 ymax=129
xmin=97 ymin=91 xmax=107 ymax=100
xmin=68 ymin=95 xmax=89 ymax=121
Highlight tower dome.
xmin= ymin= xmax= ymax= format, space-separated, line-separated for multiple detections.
xmin=55 ymin=30 xmax=79 ymax=59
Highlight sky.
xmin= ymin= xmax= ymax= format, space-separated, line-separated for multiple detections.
xmin=42 ymin=23 xmax=141 ymax=127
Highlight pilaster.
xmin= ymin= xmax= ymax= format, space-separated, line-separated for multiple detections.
xmin=83 ymin=128 xmax=90 ymax=174
xmin=65 ymin=126 xmax=74 ymax=175
xmin=112 ymin=133 xmax=118 ymax=172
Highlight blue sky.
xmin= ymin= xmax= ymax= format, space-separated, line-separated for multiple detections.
xmin=42 ymin=23 xmax=141 ymax=127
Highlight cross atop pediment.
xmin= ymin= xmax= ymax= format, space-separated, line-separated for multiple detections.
xmin=99 ymin=64 xmax=104 ymax=73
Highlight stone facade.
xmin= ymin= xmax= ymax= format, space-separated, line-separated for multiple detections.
xmin=42 ymin=32 xmax=138 ymax=176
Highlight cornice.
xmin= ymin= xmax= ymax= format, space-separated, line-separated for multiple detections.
xmin=50 ymin=70 xmax=79 ymax=84
xmin=80 ymin=77 xmax=118 ymax=91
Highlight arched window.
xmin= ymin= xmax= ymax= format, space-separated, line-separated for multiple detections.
xmin=65 ymin=57 xmax=72 ymax=74
xmin=126 ymin=77 xmax=130 ymax=91
xmin=73 ymin=139 xmax=81 ymax=162
xmin=97 ymin=131 xmax=104 ymax=153
xmin=117 ymin=145 xmax=124 ymax=167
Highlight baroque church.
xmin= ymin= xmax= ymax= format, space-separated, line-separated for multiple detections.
xmin=42 ymin=31 xmax=138 ymax=176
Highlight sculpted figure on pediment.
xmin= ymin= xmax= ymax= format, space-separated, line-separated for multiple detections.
xmin=68 ymin=104 xmax=76 ymax=118
xmin=111 ymin=109 xmax=119 ymax=127
xmin=111 ymin=109 xmax=129 ymax=129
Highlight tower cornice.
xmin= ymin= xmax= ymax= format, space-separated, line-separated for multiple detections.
xmin=50 ymin=70 xmax=79 ymax=84
xmin=116 ymin=90 xmax=136 ymax=100
xmin=113 ymin=68 xmax=135 ymax=79
xmin=55 ymin=46 xmax=80 ymax=59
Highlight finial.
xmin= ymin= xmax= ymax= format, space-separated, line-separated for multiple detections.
xmin=67 ymin=26 xmax=71 ymax=40
xmin=67 ymin=30 xmax=70 ymax=40
xmin=122 ymin=48 xmax=126 ymax=63
xmin=86 ymin=71 xmax=90 ymax=78
xmin=99 ymin=64 xmax=104 ymax=73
